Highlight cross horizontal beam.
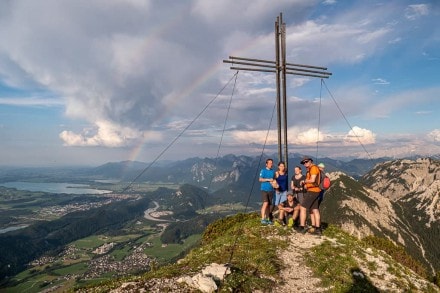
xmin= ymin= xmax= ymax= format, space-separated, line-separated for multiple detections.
xmin=223 ymin=55 xmax=332 ymax=78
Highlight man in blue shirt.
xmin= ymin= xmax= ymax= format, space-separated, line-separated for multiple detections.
xmin=259 ymin=158 xmax=276 ymax=225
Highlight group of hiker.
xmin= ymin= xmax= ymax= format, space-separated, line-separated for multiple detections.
xmin=259 ymin=156 xmax=328 ymax=236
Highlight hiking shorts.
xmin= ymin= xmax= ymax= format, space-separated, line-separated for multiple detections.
xmin=261 ymin=190 xmax=274 ymax=204
xmin=317 ymin=190 xmax=325 ymax=207
xmin=302 ymin=191 xmax=320 ymax=211
xmin=296 ymin=192 xmax=305 ymax=205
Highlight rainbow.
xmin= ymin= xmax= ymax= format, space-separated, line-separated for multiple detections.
xmin=127 ymin=60 xmax=224 ymax=164
xmin=126 ymin=20 xmax=274 ymax=165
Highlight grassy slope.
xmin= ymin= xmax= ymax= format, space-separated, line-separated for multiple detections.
xmin=78 ymin=213 xmax=439 ymax=292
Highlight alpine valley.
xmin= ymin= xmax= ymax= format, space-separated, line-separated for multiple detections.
xmin=0 ymin=154 xmax=439 ymax=292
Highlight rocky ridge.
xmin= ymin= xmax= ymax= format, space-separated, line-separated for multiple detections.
xmin=89 ymin=158 xmax=440 ymax=292
xmin=106 ymin=226 xmax=438 ymax=293
xmin=320 ymin=158 xmax=440 ymax=273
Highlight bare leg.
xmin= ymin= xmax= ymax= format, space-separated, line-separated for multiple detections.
xmin=312 ymin=209 xmax=321 ymax=227
xmin=299 ymin=206 xmax=307 ymax=226
xmin=279 ymin=209 xmax=285 ymax=221
xmin=310 ymin=212 xmax=316 ymax=227
xmin=292 ymin=206 xmax=299 ymax=222
xmin=261 ymin=202 xmax=269 ymax=219
xmin=269 ymin=204 xmax=274 ymax=220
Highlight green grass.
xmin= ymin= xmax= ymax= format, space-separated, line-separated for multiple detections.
xmin=4 ymin=274 xmax=59 ymax=293
xmin=304 ymin=225 xmax=382 ymax=292
xmin=362 ymin=234 xmax=428 ymax=278
xmin=52 ymin=262 xmax=89 ymax=275
xmin=7 ymin=226 xmax=201 ymax=292
xmin=162 ymin=213 xmax=285 ymax=290
xmin=143 ymin=233 xmax=201 ymax=263
xmin=305 ymin=225 xmax=439 ymax=292
xmin=6 ymin=211 xmax=438 ymax=293
xmin=134 ymin=234 xmax=151 ymax=244
xmin=110 ymin=244 xmax=132 ymax=261
xmin=197 ymin=203 xmax=248 ymax=214
xmin=113 ymin=213 xmax=286 ymax=292
xmin=72 ymin=235 xmax=106 ymax=249
xmin=72 ymin=214 xmax=440 ymax=293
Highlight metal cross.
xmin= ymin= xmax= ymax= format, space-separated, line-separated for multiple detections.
xmin=223 ymin=13 xmax=332 ymax=170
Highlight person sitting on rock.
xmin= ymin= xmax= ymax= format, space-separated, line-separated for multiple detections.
xmin=275 ymin=193 xmax=299 ymax=227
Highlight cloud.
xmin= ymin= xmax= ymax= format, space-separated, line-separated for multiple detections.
xmin=59 ymin=120 xmax=162 ymax=147
xmin=282 ymin=3 xmax=405 ymax=66
xmin=388 ymin=37 xmax=401 ymax=44
xmin=366 ymin=87 xmax=440 ymax=119
xmin=343 ymin=126 xmax=376 ymax=144
xmin=0 ymin=0 xmax=438 ymax=165
xmin=372 ymin=78 xmax=390 ymax=85
xmin=191 ymin=0 xmax=316 ymax=31
xmin=323 ymin=0 xmax=337 ymax=5
xmin=0 ymin=96 xmax=64 ymax=107
xmin=295 ymin=128 xmax=322 ymax=145
xmin=0 ymin=0 xmax=217 ymax=148
xmin=415 ymin=110 xmax=432 ymax=115
xmin=404 ymin=4 xmax=429 ymax=20
xmin=230 ymin=126 xmax=329 ymax=146
xmin=428 ymin=129 xmax=440 ymax=142
xmin=0 ymin=0 xmax=405 ymax=145
xmin=231 ymin=129 xmax=277 ymax=146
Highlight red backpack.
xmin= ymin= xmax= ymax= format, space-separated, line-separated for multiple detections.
xmin=319 ymin=170 xmax=331 ymax=190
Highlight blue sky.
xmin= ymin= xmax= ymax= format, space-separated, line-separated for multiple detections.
xmin=0 ymin=0 xmax=439 ymax=167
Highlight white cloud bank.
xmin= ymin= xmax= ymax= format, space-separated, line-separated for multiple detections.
xmin=0 ymin=0 xmax=438 ymax=165
xmin=59 ymin=120 xmax=162 ymax=147
xmin=428 ymin=129 xmax=440 ymax=142
xmin=231 ymin=126 xmax=376 ymax=146
xmin=343 ymin=126 xmax=376 ymax=145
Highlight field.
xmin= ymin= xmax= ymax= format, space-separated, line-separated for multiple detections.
xmin=0 ymin=183 xmax=198 ymax=292
xmin=3 ymin=220 xmax=201 ymax=292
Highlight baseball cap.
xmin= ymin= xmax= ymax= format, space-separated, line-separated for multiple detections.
xmin=300 ymin=156 xmax=313 ymax=164
xmin=318 ymin=163 xmax=325 ymax=168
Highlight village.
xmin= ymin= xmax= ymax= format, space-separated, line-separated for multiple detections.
xmin=26 ymin=200 xmax=171 ymax=286
xmin=29 ymin=238 xmax=155 ymax=286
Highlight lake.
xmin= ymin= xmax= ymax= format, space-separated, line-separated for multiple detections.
xmin=0 ymin=182 xmax=112 ymax=194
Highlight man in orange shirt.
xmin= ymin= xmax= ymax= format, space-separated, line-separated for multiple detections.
xmin=297 ymin=156 xmax=322 ymax=235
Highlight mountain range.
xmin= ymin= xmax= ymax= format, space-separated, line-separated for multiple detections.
xmin=91 ymin=155 xmax=439 ymax=274
xmin=0 ymin=154 xmax=439 ymax=291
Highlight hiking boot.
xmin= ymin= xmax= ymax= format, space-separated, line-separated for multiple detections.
xmin=274 ymin=219 xmax=282 ymax=227
xmin=261 ymin=219 xmax=268 ymax=225
xmin=287 ymin=218 xmax=294 ymax=228
xmin=313 ymin=227 xmax=322 ymax=236
xmin=294 ymin=226 xmax=307 ymax=234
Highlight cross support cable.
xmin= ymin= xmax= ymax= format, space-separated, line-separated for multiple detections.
xmin=223 ymin=13 xmax=332 ymax=171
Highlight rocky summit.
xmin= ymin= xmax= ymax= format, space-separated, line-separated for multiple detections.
xmin=83 ymin=213 xmax=439 ymax=292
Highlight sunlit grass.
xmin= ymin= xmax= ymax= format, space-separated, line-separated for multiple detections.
xmin=143 ymin=233 xmax=201 ymax=263
xmin=140 ymin=213 xmax=286 ymax=292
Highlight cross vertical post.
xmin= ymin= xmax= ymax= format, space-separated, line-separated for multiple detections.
xmin=279 ymin=14 xmax=289 ymax=170
xmin=275 ymin=15 xmax=282 ymax=164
